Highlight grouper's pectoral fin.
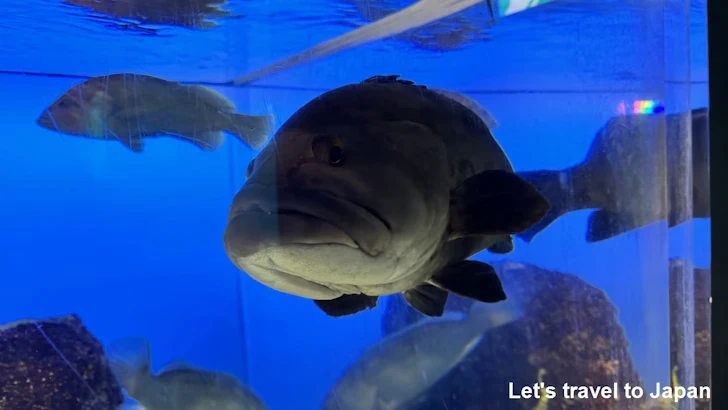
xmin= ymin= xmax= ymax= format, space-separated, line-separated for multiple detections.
xmin=448 ymin=169 xmax=550 ymax=240
xmin=107 ymin=127 xmax=144 ymax=153
xmin=403 ymin=284 xmax=448 ymax=317
xmin=429 ymin=260 xmax=506 ymax=304
xmin=104 ymin=117 xmax=144 ymax=153
xmin=116 ymin=136 xmax=143 ymax=152
xmin=313 ymin=294 xmax=379 ymax=317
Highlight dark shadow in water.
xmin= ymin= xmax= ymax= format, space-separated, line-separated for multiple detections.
xmin=62 ymin=0 xmax=244 ymax=34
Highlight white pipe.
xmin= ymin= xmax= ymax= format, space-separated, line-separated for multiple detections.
xmin=228 ymin=0 xmax=487 ymax=85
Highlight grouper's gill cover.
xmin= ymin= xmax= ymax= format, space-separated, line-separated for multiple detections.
xmin=223 ymin=74 xmax=550 ymax=318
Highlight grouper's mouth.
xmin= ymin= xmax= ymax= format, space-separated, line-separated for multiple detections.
xmin=223 ymin=185 xmax=392 ymax=260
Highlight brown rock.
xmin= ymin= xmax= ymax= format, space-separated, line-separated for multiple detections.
xmin=0 ymin=314 xmax=124 ymax=410
xmin=694 ymin=267 xmax=711 ymax=410
xmin=381 ymin=260 xmax=644 ymax=410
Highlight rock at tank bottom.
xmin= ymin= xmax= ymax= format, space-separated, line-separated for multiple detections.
xmin=0 ymin=314 xmax=124 ymax=410
xmin=382 ymin=260 xmax=644 ymax=410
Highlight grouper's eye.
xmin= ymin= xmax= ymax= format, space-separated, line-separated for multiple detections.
xmin=312 ymin=135 xmax=345 ymax=167
xmin=246 ymin=159 xmax=255 ymax=178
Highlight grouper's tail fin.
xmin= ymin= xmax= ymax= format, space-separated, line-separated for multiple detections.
xmin=106 ymin=337 xmax=152 ymax=397
xmin=220 ymin=112 xmax=274 ymax=150
xmin=515 ymin=168 xmax=580 ymax=243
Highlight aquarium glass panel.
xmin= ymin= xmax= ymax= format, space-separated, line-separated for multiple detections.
xmin=0 ymin=0 xmax=710 ymax=409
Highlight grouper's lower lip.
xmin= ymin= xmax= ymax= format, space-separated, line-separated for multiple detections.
xmin=233 ymin=262 xmax=344 ymax=300
xmin=224 ymin=211 xmax=359 ymax=258
xmin=224 ymin=186 xmax=392 ymax=259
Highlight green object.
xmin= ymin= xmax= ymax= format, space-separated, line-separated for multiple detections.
xmin=496 ymin=0 xmax=556 ymax=17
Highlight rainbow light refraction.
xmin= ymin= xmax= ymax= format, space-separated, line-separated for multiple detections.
xmin=617 ymin=100 xmax=665 ymax=115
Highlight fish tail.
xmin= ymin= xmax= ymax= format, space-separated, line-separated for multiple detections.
xmin=105 ymin=337 xmax=152 ymax=397
xmin=221 ymin=112 xmax=274 ymax=150
xmin=515 ymin=168 xmax=581 ymax=242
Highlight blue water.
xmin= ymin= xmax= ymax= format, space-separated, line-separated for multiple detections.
xmin=0 ymin=0 xmax=710 ymax=409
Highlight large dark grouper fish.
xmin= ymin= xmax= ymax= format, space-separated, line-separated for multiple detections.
xmin=36 ymin=73 xmax=273 ymax=153
xmin=516 ymin=107 xmax=710 ymax=243
xmin=107 ymin=337 xmax=269 ymax=410
xmin=223 ymin=75 xmax=549 ymax=318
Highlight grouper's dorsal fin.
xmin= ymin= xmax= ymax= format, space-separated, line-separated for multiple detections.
xmin=361 ymin=76 xmax=498 ymax=130
xmin=186 ymin=85 xmax=237 ymax=112
xmin=361 ymin=74 xmax=427 ymax=89
xmin=102 ymin=73 xmax=177 ymax=90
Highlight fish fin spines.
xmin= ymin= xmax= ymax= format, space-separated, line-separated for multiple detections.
xmin=361 ymin=75 xmax=427 ymax=89
xmin=403 ymin=284 xmax=448 ymax=317
xmin=314 ymin=294 xmax=379 ymax=317
xmin=430 ymin=260 xmax=506 ymax=304
xmin=448 ymin=169 xmax=549 ymax=239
